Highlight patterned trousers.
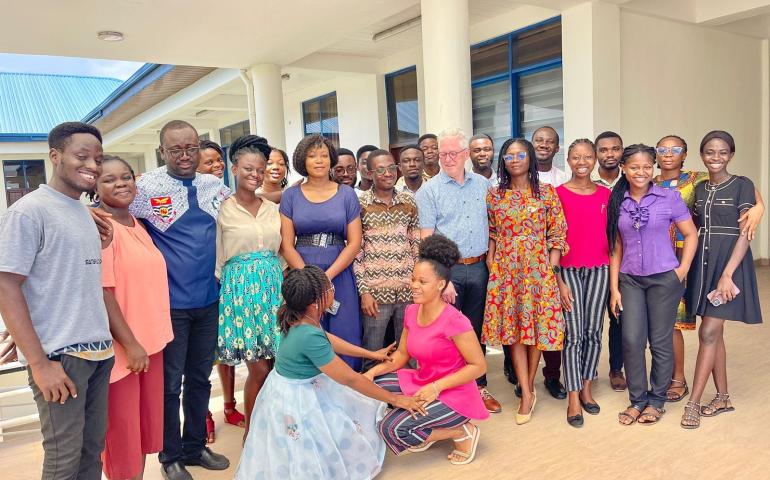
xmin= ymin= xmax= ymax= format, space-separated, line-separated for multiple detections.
xmin=561 ymin=266 xmax=609 ymax=392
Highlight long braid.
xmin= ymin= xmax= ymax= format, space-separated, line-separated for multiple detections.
xmin=277 ymin=266 xmax=330 ymax=334
xmin=606 ymin=144 xmax=657 ymax=252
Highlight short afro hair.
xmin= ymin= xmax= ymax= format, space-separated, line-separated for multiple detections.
xmin=292 ymin=134 xmax=338 ymax=177
xmin=159 ymin=120 xmax=197 ymax=145
xmin=365 ymin=149 xmax=393 ymax=170
xmin=337 ymin=147 xmax=355 ymax=158
xmin=48 ymin=122 xmax=102 ymax=150
xmin=356 ymin=144 xmax=378 ymax=161
xmin=418 ymin=133 xmax=437 ymax=145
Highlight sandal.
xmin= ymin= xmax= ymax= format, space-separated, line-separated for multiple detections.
xmin=618 ymin=405 xmax=642 ymax=426
xmin=206 ymin=411 xmax=216 ymax=444
xmin=666 ymin=379 xmax=689 ymax=402
xmin=449 ymin=423 xmax=481 ymax=465
xmin=680 ymin=400 xmax=701 ymax=429
xmin=637 ymin=406 xmax=665 ymax=425
xmin=224 ymin=400 xmax=246 ymax=428
xmin=407 ymin=440 xmax=436 ymax=453
xmin=700 ymin=393 xmax=735 ymax=417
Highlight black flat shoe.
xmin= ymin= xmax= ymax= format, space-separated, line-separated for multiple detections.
xmin=544 ymin=378 xmax=567 ymax=400
xmin=567 ymin=414 xmax=584 ymax=428
xmin=504 ymin=364 xmax=518 ymax=386
xmin=184 ymin=447 xmax=230 ymax=470
xmin=580 ymin=398 xmax=601 ymax=415
xmin=161 ymin=462 xmax=193 ymax=480
xmin=514 ymin=383 xmax=522 ymax=398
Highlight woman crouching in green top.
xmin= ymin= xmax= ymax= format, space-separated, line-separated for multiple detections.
xmin=236 ymin=265 xmax=424 ymax=480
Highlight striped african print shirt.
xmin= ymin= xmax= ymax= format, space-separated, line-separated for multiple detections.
xmin=354 ymin=189 xmax=420 ymax=304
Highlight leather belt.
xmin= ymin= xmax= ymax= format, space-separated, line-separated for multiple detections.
xmin=457 ymin=254 xmax=486 ymax=265
xmin=295 ymin=233 xmax=346 ymax=248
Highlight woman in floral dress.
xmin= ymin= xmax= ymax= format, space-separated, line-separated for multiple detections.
xmin=482 ymin=138 xmax=568 ymax=425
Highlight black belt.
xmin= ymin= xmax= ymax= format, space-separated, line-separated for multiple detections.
xmin=295 ymin=233 xmax=346 ymax=248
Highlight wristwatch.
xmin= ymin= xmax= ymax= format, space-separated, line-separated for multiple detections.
xmin=552 ymin=265 xmax=562 ymax=275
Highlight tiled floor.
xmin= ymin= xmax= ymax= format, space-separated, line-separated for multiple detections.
xmin=2 ymin=269 xmax=770 ymax=479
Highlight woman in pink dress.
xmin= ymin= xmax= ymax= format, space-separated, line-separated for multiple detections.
xmin=364 ymin=234 xmax=488 ymax=465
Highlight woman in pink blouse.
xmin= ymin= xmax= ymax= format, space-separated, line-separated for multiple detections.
xmin=364 ymin=235 xmax=487 ymax=465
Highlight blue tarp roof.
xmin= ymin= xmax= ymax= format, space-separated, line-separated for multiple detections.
xmin=0 ymin=72 xmax=122 ymax=138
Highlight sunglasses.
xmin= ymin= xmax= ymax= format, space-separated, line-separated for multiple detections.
xmin=655 ymin=146 xmax=684 ymax=156
xmin=503 ymin=151 xmax=528 ymax=162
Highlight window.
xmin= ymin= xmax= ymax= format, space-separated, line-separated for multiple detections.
xmin=218 ymin=120 xmax=252 ymax=186
xmin=3 ymin=160 xmax=46 ymax=206
xmin=470 ymin=18 xmax=564 ymax=168
xmin=385 ymin=67 xmax=419 ymax=147
xmin=302 ymin=92 xmax=339 ymax=147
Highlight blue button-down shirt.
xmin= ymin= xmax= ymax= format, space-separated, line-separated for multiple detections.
xmin=415 ymin=170 xmax=490 ymax=258
xmin=618 ymin=184 xmax=690 ymax=276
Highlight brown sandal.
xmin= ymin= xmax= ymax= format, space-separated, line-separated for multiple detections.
xmin=680 ymin=401 xmax=701 ymax=429
xmin=666 ymin=379 xmax=689 ymax=402
xmin=637 ymin=406 xmax=665 ymax=425
xmin=700 ymin=393 xmax=735 ymax=417
xmin=618 ymin=405 xmax=642 ymax=426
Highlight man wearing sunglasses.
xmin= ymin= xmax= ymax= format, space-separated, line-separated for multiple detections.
xmin=415 ymin=128 xmax=502 ymax=414
xmin=130 ymin=120 xmax=231 ymax=480
xmin=354 ymin=150 xmax=419 ymax=370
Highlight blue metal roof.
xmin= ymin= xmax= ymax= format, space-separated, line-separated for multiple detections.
xmin=0 ymin=72 xmax=122 ymax=138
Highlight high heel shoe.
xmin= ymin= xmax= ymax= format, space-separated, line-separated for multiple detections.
xmin=516 ymin=389 xmax=537 ymax=425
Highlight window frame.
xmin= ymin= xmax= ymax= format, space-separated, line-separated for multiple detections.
xmin=302 ymin=91 xmax=339 ymax=146
xmin=385 ymin=65 xmax=419 ymax=148
xmin=470 ymin=16 xmax=562 ymax=139
xmin=3 ymin=159 xmax=46 ymax=206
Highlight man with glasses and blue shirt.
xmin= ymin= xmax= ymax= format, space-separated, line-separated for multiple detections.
xmin=130 ymin=120 xmax=230 ymax=480
xmin=415 ymin=127 xmax=502 ymax=414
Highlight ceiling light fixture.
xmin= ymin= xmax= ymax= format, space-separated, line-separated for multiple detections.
xmin=281 ymin=73 xmax=291 ymax=81
xmin=372 ymin=16 xmax=421 ymax=42
xmin=97 ymin=31 xmax=124 ymax=42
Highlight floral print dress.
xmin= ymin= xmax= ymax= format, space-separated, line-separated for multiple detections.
xmin=482 ymin=184 xmax=568 ymax=351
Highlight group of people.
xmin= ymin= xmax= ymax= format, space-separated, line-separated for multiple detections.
xmin=0 ymin=117 xmax=764 ymax=480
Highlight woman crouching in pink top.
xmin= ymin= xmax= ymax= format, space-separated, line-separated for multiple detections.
xmin=363 ymin=234 xmax=488 ymax=465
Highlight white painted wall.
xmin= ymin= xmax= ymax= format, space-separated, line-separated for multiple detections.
xmin=619 ymin=10 xmax=768 ymax=258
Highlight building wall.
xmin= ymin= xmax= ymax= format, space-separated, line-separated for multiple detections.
xmin=0 ymin=146 xmax=49 ymax=211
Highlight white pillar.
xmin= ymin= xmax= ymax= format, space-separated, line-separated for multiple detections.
xmin=249 ymin=64 xmax=287 ymax=150
xmin=561 ymin=1 xmax=621 ymax=141
xmin=420 ymin=0 xmax=473 ymax=135
xmin=758 ymin=38 xmax=770 ymax=263
xmin=142 ymin=148 xmax=158 ymax=173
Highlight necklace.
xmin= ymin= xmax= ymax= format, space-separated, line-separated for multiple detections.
xmin=708 ymin=174 xmax=732 ymax=187
xmin=301 ymin=314 xmax=322 ymax=326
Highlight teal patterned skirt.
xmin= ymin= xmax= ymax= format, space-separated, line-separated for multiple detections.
xmin=218 ymin=251 xmax=283 ymax=365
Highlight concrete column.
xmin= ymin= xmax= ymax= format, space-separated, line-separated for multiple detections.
xmin=420 ymin=0 xmax=473 ymax=135
xmin=561 ymin=0 xmax=621 ymax=141
xmin=142 ymin=148 xmax=158 ymax=173
xmin=758 ymin=38 xmax=770 ymax=262
xmin=249 ymin=64 xmax=287 ymax=150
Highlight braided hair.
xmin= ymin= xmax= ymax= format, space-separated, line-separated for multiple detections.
xmin=417 ymin=234 xmax=460 ymax=291
xmin=606 ymin=144 xmax=657 ymax=251
xmin=230 ymin=135 xmax=272 ymax=165
xmin=496 ymin=138 xmax=540 ymax=198
xmin=87 ymin=154 xmax=135 ymax=203
xmin=567 ymin=138 xmax=596 ymax=157
xmin=278 ymin=265 xmax=332 ymax=334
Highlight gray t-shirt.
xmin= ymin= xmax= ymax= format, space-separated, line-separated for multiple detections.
xmin=0 ymin=185 xmax=111 ymax=360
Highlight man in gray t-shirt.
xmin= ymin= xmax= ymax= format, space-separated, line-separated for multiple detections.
xmin=0 ymin=122 xmax=113 ymax=480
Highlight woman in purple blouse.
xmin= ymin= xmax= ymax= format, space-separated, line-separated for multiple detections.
xmin=607 ymin=144 xmax=698 ymax=426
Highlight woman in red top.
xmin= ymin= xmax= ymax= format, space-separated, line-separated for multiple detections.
xmin=556 ymin=139 xmax=611 ymax=428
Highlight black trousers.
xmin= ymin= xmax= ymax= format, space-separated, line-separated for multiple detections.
xmin=619 ymin=270 xmax=684 ymax=409
xmin=159 ymin=302 xmax=218 ymax=464
xmin=451 ymin=261 xmax=488 ymax=387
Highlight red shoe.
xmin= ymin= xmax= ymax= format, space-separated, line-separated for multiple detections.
xmin=223 ymin=401 xmax=246 ymax=428
xmin=206 ymin=411 xmax=216 ymax=444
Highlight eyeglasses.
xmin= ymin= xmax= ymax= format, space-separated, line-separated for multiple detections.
xmin=164 ymin=146 xmax=200 ymax=159
xmin=370 ymin=164 xmax=398 ymax=175
xmin=655 ymin=146 xmax=684 ymax=156
xmin=438 ymin=149 xmax=468 ymax=161
xmin=503 ymin=152 xmax=528 ymax=162
xmin=333 ymin=166 xmax=357 ymax=175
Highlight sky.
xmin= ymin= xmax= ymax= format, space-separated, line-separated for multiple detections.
xmin=0 ymin=53 xmax=143 ymax=80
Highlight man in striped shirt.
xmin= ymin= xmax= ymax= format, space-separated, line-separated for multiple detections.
xmin=354 ymin=149 xmax=420 ymax=370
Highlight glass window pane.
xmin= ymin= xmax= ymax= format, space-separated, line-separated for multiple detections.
xmin=303 ymin=100 xmax=322 ymax=134
xmin=472 ymin=79 xmax=511 ymax=165
xmin=471 ymin=40 xmax=508 ymax=81
xmin=519 ymin=67 xmax=564 ymax=168
xmin=3 ymin=162 xmax=24 ymax=189
xmin=386 ymin=69 xmax=419 ymax=146
xmin=512 ymin=22 xmax=562 ymax=69
xmin=24 ymin=161 xmax=46 ymax=189
xmin=320 ymin=94 xmax=339 ymax=147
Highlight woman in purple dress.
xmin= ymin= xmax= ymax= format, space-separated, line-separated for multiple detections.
xmin=280 ymin=134 xmax=364 ymax=370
